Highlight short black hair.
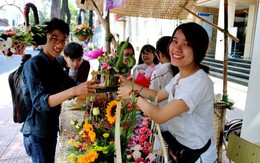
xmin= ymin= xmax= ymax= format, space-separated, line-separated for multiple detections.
xmin=44 ymin=18 xmax=70 ymax=36
xmin=64 ymin=42 xmax=83 ymax=59
xmin=171 ymin=22 xmax=209 ymax=73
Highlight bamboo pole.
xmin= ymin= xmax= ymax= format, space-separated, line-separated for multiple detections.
xmin=223 ymin=0 xmax=228 ymax=101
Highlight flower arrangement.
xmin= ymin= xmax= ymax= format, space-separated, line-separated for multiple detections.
xmin=73 ymin=24 xmax=93 ymax=41
xmin=97 ymin=38 xmax=136 ymax=87
xmin=1 ymin=27 xmax=33 ymax=45
xmin=127 ymin=115 xmax=156 ymax=162
xmin=66 ymin=93 xmax=139 ymax=163
xmin=0 ymin=26 xmax=33 ymax=55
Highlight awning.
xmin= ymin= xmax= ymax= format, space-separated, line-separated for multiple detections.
xmin=75 ymin=0 xmax=216 ymax=19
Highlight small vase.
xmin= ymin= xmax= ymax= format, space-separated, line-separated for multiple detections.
xmin=105 ymin=69 xmax=118 ymax=88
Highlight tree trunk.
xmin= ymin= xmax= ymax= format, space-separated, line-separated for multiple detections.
xmin=51 ymin=0 xmax=61 ymax=19
xmin=60 ymin=0 xmax=71 ymax=24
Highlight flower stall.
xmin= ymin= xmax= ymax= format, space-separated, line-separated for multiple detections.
xmin=57 ymin=40 xmax=168 ymax=163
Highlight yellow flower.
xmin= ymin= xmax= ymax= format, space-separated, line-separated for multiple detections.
xmin=77 ymin=151 xmax=99 ymax=163
xmin=74 ymin=141 xmax=80 ymax=148
xmin=89 ymin=131 xmax=96 ymax=142
xmin=68 ymin=139 xmax=75 ymax=146
xmin=106 ymin=100 xmax=118 ymax=124
xmin=67 ymin=153 xmax=76 ymax=162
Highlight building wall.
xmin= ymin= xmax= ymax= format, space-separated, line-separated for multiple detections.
xmin=241 ymin=1 xmax=260 ymax=143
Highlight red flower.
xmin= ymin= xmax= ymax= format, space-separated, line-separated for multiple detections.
xmin=142 ymin=148 xmax=150 ymax=154
xmin=136 ymin=157 xmax=145 ymax=163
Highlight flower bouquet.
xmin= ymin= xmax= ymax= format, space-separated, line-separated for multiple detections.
xmin=66 ymin=93 xmax=139 ymax=163
xmin=97 ymin=38 xmax=136 ymax=87
xmin=73 ymin=24 xmax=93 ymax=42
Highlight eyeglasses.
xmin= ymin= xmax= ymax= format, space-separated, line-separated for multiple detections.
xmin=141 ymin=52 xmax=152 ymax=56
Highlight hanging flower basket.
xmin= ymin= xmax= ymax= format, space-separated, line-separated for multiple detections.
xmin=12 ymin=41 xmax=27 ymax=55
xmin=76 ymin=35 xmax=89 ymax=42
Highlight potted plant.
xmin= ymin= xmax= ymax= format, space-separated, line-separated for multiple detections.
xmin=73 ymin=24 xmax=93 ymax=42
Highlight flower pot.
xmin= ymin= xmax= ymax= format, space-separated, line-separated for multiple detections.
xmin=12 ymin=41 xmax=27 ymax=55
xmin=76 ymin=35 xmax=89 ymax=42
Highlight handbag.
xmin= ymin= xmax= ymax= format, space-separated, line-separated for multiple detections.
xmin=161 ymin=131 xmax=211 ymax=163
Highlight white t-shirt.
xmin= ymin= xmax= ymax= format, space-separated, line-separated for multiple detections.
xmin=150 ymin=62 xmax=173 ymax=107
xmin=164 ymin=69 xmax=217 ymax=163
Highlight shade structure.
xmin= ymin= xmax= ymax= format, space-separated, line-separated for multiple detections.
xmin=76 ymin=0 xmax=217 ymax=20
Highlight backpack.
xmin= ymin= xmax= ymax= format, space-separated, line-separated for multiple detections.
xmin=8 ymin=54 xmax=31 ymax=123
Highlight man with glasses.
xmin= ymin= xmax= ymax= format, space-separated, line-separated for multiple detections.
xmin=57 ymin=42 xmax=90 ymax=82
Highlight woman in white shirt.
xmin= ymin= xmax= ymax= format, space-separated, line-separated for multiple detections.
xmin=117 ymin=22 xmax=217 ymax=163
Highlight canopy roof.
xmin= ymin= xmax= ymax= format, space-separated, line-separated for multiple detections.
xmin=76 ymin=0 xmax=216 ymax=19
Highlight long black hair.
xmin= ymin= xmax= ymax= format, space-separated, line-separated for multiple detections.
xmin=138 ymin=44 xmax=159 ymax=65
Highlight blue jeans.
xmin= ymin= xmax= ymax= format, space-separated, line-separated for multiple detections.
xmin=23 ymin=134 xmax=57 ymax=163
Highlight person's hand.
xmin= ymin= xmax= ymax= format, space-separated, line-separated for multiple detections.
xmin=73 ymin=79 xmax=101 ymax=96
xmin=115 ymin=74 xmax=132 ymax=87
xmin=117 ymin=86 xmax=132 ymax=100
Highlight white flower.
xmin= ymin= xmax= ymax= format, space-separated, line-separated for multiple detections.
xmin=132 ymin=144 xmax=142 ymax=151
xmin=93 ymin=107 xmax=100 ymax=116
xmin=133 ymin=150 xmax=142 ymax=160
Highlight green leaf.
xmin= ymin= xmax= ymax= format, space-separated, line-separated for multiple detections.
xmin=115 ymin=37 xmax=129 ymax=69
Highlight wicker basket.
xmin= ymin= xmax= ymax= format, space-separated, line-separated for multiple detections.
xmin=12 ymin=41 xmax=27 ymax=55
xmin=76 ymin=35 xmax=89 ymax=42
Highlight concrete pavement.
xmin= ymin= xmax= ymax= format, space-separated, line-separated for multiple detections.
xmin=0 ymin=48 xmax=38 ymax=163
xmin=0 ymin=48 xmax=247 ymax=162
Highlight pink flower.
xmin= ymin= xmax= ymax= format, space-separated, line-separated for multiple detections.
xmin=139 ymin=127 xmax=147 ymax=134
xmin=138 ymin=135 xmax=148 ymax=142
xmin=143 ymin=142 xmax=152 ymax=149
xmin=146 ymin=129 xmax=152 ymax=136
xmin=101 ymin=62 xmax=111 ymax=70
xmin=142 ymin=121 xmax=149 ymax=127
